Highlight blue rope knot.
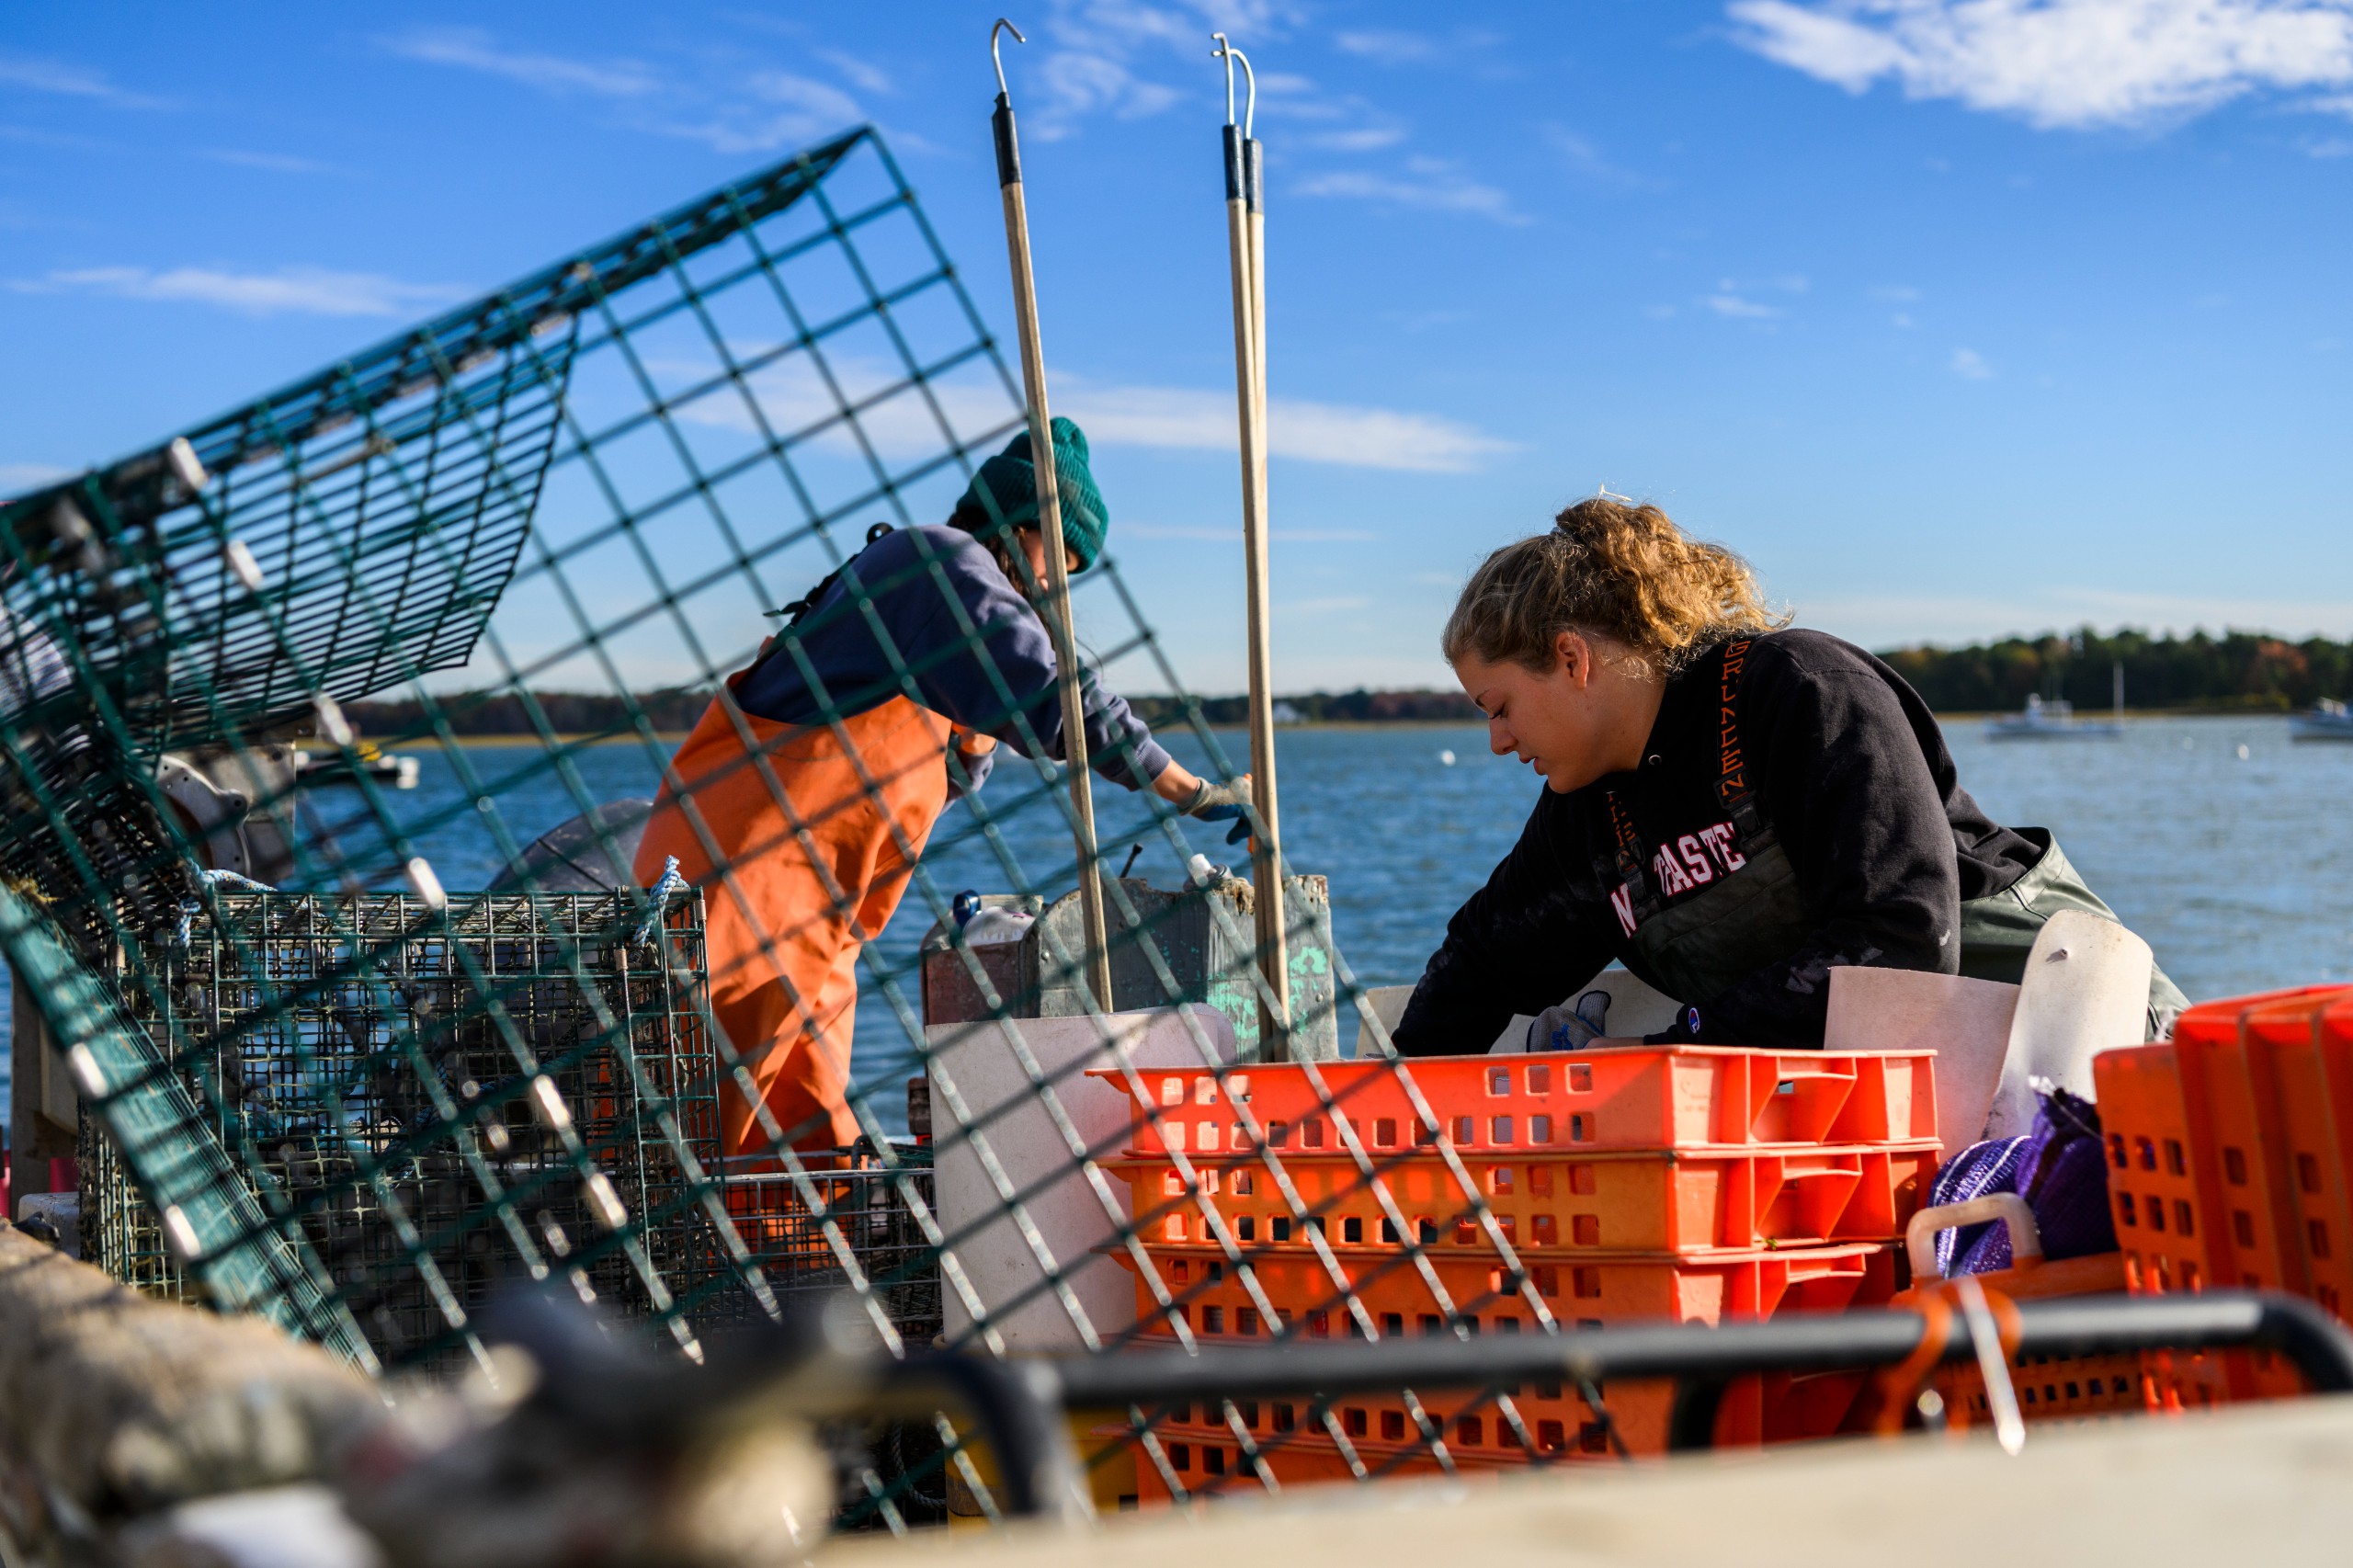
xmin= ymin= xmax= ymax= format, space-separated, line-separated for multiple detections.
xmin=633 ymin=855 xmax=685 ymax=946
xmin=176 ymin=867 xmax=278 ymax=946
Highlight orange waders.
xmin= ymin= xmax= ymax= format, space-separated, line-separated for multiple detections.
xmin=633 ymin=687 xmax=952 ymax=1153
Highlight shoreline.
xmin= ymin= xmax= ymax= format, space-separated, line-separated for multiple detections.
xmin=353 ymin=710 xmax=2306 ymax=747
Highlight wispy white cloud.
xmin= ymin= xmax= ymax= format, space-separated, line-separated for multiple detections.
xmin=375 ymin=28 xmax=659 ymax=97
xmin=376 ymin=27 xmax=882 ymax=153
xmin=1331 ymin=27 xmax=1506 ymax=66
xmin=0 ymin=53 xmax=168 ymax=109
xmin=1296 ymin=157 xmax=1523 ymax=222
xmin=0 ymin=122 xmax=104 ymax=149
xmin=19 ymin=266 xmax=470 ymax=318
xmin=1334 ymin=28 xmax=1442 ymax=64
xmin=1951 ymin=346 xmax=1994 ymax=379
xmin=817 ymin=48 xmax=894 ymax=97
xmin=1542 ymin=124 xmax=1650 ymax=187
xmin=661 ymin=351 xmax=1516 ymax=473
xmin=1704 ymin=273 xmax=1809 ymax=320
xmin=0 ymin=462 xmax=72 ymax=494
xmin=1016 ymin=0 xmax=1302 ymax=137
xmin=1125 ymin=522 xmax=1379 ymax=541
xmin=1726 ymin=0 xmax=2353 ymax=130
xmin=1308 ymin=126 xmax=1409 ymax=151
xmin=661 ymin=70 xmax=865 ymax=153
xmin=1028 ymin=50 xmax=1181 ymax=134
xmin=1071 ymin=381 xmax=1517 ymax=472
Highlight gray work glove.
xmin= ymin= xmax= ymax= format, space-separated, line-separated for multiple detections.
xmin=1182 ymin=778 xmax=1254 ymax=846
xmin=1528 ymin=989 xmax=1611 ymax=1052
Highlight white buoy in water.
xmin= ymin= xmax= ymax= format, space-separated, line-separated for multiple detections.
xmin=2237 ymin=743 xmax=2251 ymax=759
xmin=1438 ymin=749 xmax=1457 ymax=767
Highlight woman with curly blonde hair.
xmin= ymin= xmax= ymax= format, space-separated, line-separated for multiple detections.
xmin=1392 ymin=495 xmax=2182 ymax=1054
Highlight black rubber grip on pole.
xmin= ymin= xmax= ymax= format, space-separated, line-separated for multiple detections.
xmin=1244 ymin=137 xmax=1265 ymax=214
xmin=1222 ymin=123 xmax=1245 ymax=202
xmin=994 ymin=97 xmax=1020 ymax=187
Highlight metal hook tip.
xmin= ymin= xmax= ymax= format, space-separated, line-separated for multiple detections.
xmin=991 ymin=17 xmax=1027 ymax=98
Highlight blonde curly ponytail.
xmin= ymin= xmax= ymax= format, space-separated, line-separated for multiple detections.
xmin=1440 ymin=497 xmax=1783 ymax=678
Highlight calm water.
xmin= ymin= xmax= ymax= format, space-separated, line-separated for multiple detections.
xmin=8 ymin=716 xmax=2351 ymax=1131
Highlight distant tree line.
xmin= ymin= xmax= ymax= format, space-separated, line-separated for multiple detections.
xmin=338 ymin=685 xmax=1484 ymax=737
xmin=340 ymin=687 xmax=713 ymax=740
xmin=332 ymin=631 xmax=2348 ymax=738
xmin=1878 ymin=629 xmax=2352 ymax=714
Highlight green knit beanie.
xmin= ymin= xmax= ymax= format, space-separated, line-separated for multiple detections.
xmin=952 ymin=415 xmax=1108 ymax=571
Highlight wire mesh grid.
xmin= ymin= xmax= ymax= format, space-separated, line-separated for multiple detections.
xmin=0 ymin=122 xmax=1906 ymax=1531
xmin=79 ymin=891 xmax=737 ymax=1366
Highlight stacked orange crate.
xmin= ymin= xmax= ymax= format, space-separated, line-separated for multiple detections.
xmin=2095 ymin=985 xmax=2353 ymax=1408
xmin=1092 ymin=1047 xmax=1938 ymax=1497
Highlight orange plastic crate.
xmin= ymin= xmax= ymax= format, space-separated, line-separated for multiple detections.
xmin=1108 ymin=1142 xmax=1938 ymax=1255
xmin=1116 ymin=1242 xmax=1895 ymax=1503
xmin=2096 ymin=1043 xmax=2221 ymax=1296
xmin=1898 ymin=1251 xmax=2148 ymax=1426
xmin=2169 ymin=994 xmax=2344 ymax=1295
xmin=2094 ymin=988 xmax=2353 ymax=1407
xmin=1126 ymin=1376 xmax=1664 ymax=1499
xmin=1127 ymin=1368 xmax=1878 ymax=1503
xmin=1114 ymin=1241 xmax=1900 ymax=1340
xmin=2244 ymin=998 xmax=2353 ymax=1317
xmin=1094 ymin=1048 xmax=1937 ymax=1159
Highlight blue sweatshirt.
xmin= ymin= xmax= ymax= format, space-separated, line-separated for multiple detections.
xmin=729 ymin=525 xmax=1172 ymax=791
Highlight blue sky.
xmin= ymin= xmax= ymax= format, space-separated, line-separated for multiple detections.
xmin=5 ymin=1 xmax=2352 ymax=695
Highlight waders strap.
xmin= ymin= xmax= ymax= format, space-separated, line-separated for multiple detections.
xmin=1603 ymin=637 xmax=1771 ymax=925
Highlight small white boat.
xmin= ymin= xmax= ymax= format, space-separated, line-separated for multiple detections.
xmin=293 ymin=743 xmax=421 ymax=788
xmin=1985 ymin=693 xmax=2121 ymax=740
xmin=2291 ymin=697 xmax=2353 ymax=742
xmin=1987 ymin=660 xmax=2127 ymax=740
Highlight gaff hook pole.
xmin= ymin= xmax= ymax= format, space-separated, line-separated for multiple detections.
xmin=1211 ymin=31 xmax=1290 ymax=1054
xmin=988 ymin=18 xmax=1116 ymax=1013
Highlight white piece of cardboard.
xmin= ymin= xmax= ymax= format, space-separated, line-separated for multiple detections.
xmin=1990 ymin=910 xmax=2153 ymax=1140
xmin=927 ymin=1005 xmax=1233 ymax=1352
xmin=1354 ymin=968 xmax=1684 ymax=1056
xmin=1492 ymin=967 xmax=1685 ymax=1053
xmin=1826 ymin=967 xmax=2019 ymax=1161
xmin=1352 ymin=984 xmax=1415 ymax=1056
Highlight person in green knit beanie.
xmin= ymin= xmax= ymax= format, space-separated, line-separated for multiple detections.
xmin=631 ymin=411 xmax=1256 ymax=1151
xmin=949 ymin=415 xmax=1110 ymax=572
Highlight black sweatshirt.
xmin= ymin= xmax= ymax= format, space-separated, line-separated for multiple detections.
xmin=1392 ymin=629 xmax=2040 ymax=1054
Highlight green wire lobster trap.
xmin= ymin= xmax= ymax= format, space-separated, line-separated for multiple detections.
xmin=0 ymin=120 xmax=1584 ymax=1530
xmin=81 ymin=890 xmax=738 ymax=1368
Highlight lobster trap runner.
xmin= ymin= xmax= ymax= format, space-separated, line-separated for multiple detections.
xmin=83 ymin=890 xmax=754 ymax=1367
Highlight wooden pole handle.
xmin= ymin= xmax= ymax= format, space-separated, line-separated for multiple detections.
xmin=995 ymin=97 xmax=1114 ymax=1013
